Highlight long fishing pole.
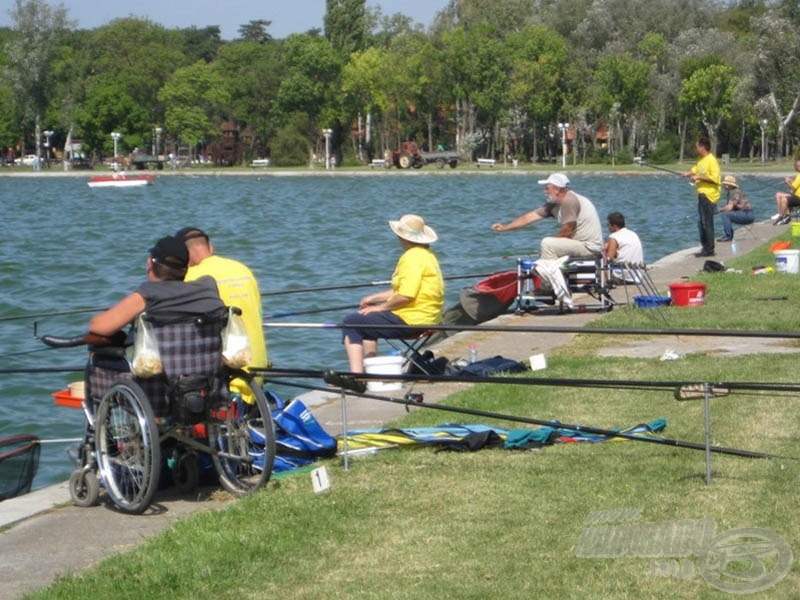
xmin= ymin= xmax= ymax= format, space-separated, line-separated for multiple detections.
xmin=260 ymin=366 xmax=800 ymax=396
xmin=266 ymin=304 xmax=356 ymax=319
xmin=0 ymin=272 xmax=499 ymax=324
xmin=262 ymin=320 xmax=800 ymax=340
xmin=262 ymin=271 xmax=497 ymax=297
xmin=271 ymin=374 xmax=793 ymax=461
xmin=633 ymin=157 xmax=685 ymax=177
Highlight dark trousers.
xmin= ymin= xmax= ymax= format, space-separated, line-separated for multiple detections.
xmin=697 ymin=194 xmax=716 ymax=254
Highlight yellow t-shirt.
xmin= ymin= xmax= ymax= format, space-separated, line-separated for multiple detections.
xmin=391 ymin=246 xmax=444 ymax=325
xmin=691 ymin=153 xmax=721 ymax=203
xmin=185 ymin=255 xmax=267 ymax=400
xmin=791 ymin=174 xmax=800 ymax=195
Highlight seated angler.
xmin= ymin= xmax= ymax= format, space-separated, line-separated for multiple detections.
xmin=341 ymin=214 xmax=444 ymax=373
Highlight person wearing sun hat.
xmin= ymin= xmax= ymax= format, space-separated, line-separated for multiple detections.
xmin=490 ymin=172 xmax=603 ymax=260
xmin=717 ymin=175 xmax=754 ymax=242
xmin=87 ymin=235 xmax=224 ymax=339
xmin=341 ymin=214 xmax=444 ymax=373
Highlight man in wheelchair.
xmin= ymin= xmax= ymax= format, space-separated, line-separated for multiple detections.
xmin=87 ymin=235 xmax=227 ymax=415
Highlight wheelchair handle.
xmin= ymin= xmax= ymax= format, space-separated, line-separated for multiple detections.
xmin=39 ymin=334 xmax=88 ymax=348
xmin=40 ymin=330 xmax=128 ymax=348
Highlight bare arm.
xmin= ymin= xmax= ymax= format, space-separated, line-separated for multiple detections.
xmin=556 ymin=221 xmax=577 ymax=238
xmin=491 ymin=210 xmax=544 ymax=232
xmin=88 ymin=292 xmax=146 ymax=336
xmin=360 ymin=292 xmax=412 ymax=314
xmin=605 ymin=237 xmax=619 ymax=260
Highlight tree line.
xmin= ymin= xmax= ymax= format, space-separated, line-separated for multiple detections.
xmin=2 ymin=0 xmax=800 ymax=168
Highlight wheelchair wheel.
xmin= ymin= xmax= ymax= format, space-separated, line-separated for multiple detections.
xmin=208 ymin=379 xmax=275 ymax=496
xmin=69 ymin=468 xmax=100 ymax=507
xmin=95 ymin=381 xmax=161 ymax=515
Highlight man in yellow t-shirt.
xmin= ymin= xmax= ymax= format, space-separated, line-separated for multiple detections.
xmin=682 ymin=137 xmax=720 ymax=257
xmin=773 ymin=159 xmax=800 ymax=225
xmin=342 ymin=214 xmax=444 ymax=373
xmin=176 ymin=228 xmax=267 ymax=400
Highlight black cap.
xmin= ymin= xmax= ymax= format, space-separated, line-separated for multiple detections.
xmin=175 ymin=227 xmax=209 ymax=242
xmin=149 ymin=236 xmax=189 ymax=270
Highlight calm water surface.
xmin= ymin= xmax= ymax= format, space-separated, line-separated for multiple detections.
xmin=0 ymin=171 xmax=778 ymax=489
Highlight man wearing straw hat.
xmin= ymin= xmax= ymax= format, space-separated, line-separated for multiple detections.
xmin=341 ymin=214 xmax=444 ymax=373
xmin=717 ymin=175 xmax=753 ymax=242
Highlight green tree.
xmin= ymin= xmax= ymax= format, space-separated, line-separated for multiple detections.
xmin=78 ymin=18 xmax=190 ymax=155
xmin=506 ymin=25 xmax=568 ymax=161
xmin=3 ymin=0 xmax=72 ymax=157
xmin=158 ymin=61 xmax=231 ymax=148
xmin=237 ymin=20 xmax=272 ymax=43
xmin=325 ymin=0 xmax=367 ymax=55
xmin=215 ymin=40 xmax=283 ymax=157
xmin=679 ymin=63 xmax=739 ymax=151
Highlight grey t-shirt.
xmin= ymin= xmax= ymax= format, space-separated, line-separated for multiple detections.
xmin=137 ymin=276 xmax=224 ymax=321
xmin=537 ymin=191 xmax=603 ymax=253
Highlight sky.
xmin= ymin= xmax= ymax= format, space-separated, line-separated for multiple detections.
xmin=1 ymin=1 xmax=450 ymax=40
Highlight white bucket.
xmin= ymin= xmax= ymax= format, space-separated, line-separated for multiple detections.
xmin=363 ymin=355 xmax=404 ymax=392
xmin=774 ymin=249 xmax=800 ymax=274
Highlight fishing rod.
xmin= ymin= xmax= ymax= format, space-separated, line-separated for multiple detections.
xmin=633 ymin=156 xmax=685 ymax=177
xmin=262 ymin=320 xmax=800 ymax=340
xmin=0 ymin=271 xmax=499 ymax=325
xmin=259 ymin=366 xmax=800 ymax=396
xmin=268 ymin=372 xmax=793 ymax=461
xmin=0 ymin=306 xmax=107 ymax=323
xmin=266 ymin=304 xmax=356 ymax=319
xmin=262 ymin=271 xmax=497 ymax=298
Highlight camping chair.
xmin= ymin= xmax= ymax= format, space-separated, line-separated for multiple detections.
xmin=385 ymin=329 xmax=437 ymax=375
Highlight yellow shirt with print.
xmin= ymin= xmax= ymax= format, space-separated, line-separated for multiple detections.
xmin=391 ymin=246 xmax=444 ymax=325
xmin=691 ymin=153 xmax=721 ymax=203
xmin=185 ymin=255 xmax=267 ymax=401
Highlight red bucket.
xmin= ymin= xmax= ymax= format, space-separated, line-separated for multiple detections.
xmin=669 ymin=282 xmax=707 ymax=307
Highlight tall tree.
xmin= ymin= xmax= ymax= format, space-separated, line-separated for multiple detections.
xmin=3 ymin=0 xmax=72 ymax=158
xmin=237 ymin=20 xmax=272 ymax=43
xmin=679 ymin=63 xmax=739 ymax=152
xmin=325 ymin=0 xmax=367 ymax=55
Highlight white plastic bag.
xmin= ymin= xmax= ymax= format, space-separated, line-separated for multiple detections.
xmin=222 ymin=307 xmax=252 ymax=368
xmin=131 ymin=313 xmax=163 ymax=378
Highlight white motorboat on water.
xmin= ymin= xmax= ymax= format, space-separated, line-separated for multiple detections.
xmin=87 ymin=172 xmax=155 ymax=188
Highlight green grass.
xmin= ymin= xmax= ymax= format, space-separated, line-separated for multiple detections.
xmin=29 ymin=234 xmax=800 ymax=599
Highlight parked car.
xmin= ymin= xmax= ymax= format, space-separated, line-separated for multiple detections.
xmin=16 ymin=154 xmax=40 ymax=167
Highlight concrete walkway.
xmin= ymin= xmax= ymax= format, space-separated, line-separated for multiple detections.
xmin=0 ymin=219 xmax=786 ymax=599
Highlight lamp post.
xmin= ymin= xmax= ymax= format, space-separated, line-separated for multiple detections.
xmin=322 ymin=128 xmax=332 ymax=169
xmin=760 ymin=119 xmax=767 ymax=164
xmin=558 ymin=122 xmax=569 ymax=168
xmin=111 ymin=132 xmax=121 ymax=169
xmin=154 ymin=127 xmax=162 ymax=159
xmin=43 ymin=130 xmax=53 ymax=166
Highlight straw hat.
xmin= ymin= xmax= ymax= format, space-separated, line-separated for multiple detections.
xmin=722 ymin=175 xmax=738 ymax=189
xmin=389 ymin=214 xmax=438 ymax=244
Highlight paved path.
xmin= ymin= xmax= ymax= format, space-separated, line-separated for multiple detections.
xmin=0 ymin=219 xmax=786 ymax=599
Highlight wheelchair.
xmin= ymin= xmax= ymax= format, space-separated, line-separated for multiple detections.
xmin=43 ymin=308 xmax=276 ymax=515
xmin=515 ymin=255 xmax=615 ymax=313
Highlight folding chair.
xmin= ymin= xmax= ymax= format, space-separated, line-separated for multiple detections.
xmin=384 ymin=329 xmax=436 ymax=375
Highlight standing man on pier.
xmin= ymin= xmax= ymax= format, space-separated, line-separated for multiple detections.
xmin=683 ymin=137 xmax=721 ymax=257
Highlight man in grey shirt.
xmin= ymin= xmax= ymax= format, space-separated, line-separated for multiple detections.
xmin=491 ymin=173 xmax=603 ymax=259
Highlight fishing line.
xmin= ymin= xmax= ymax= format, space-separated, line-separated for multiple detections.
xmin=633 ymin=157 xmax=685 ymax=177
xmin=0 ymin=306 xmax=107 ymax=323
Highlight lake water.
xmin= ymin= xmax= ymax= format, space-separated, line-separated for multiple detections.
xmin=0 ymin=170 xmax=779 ymax=490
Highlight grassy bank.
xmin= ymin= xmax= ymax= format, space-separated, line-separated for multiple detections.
xmin=31 ymin=235 xmax=799 ymax=599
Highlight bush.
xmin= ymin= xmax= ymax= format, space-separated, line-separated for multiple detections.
xmin=646 ymin=135 xmax=680 ymax=164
